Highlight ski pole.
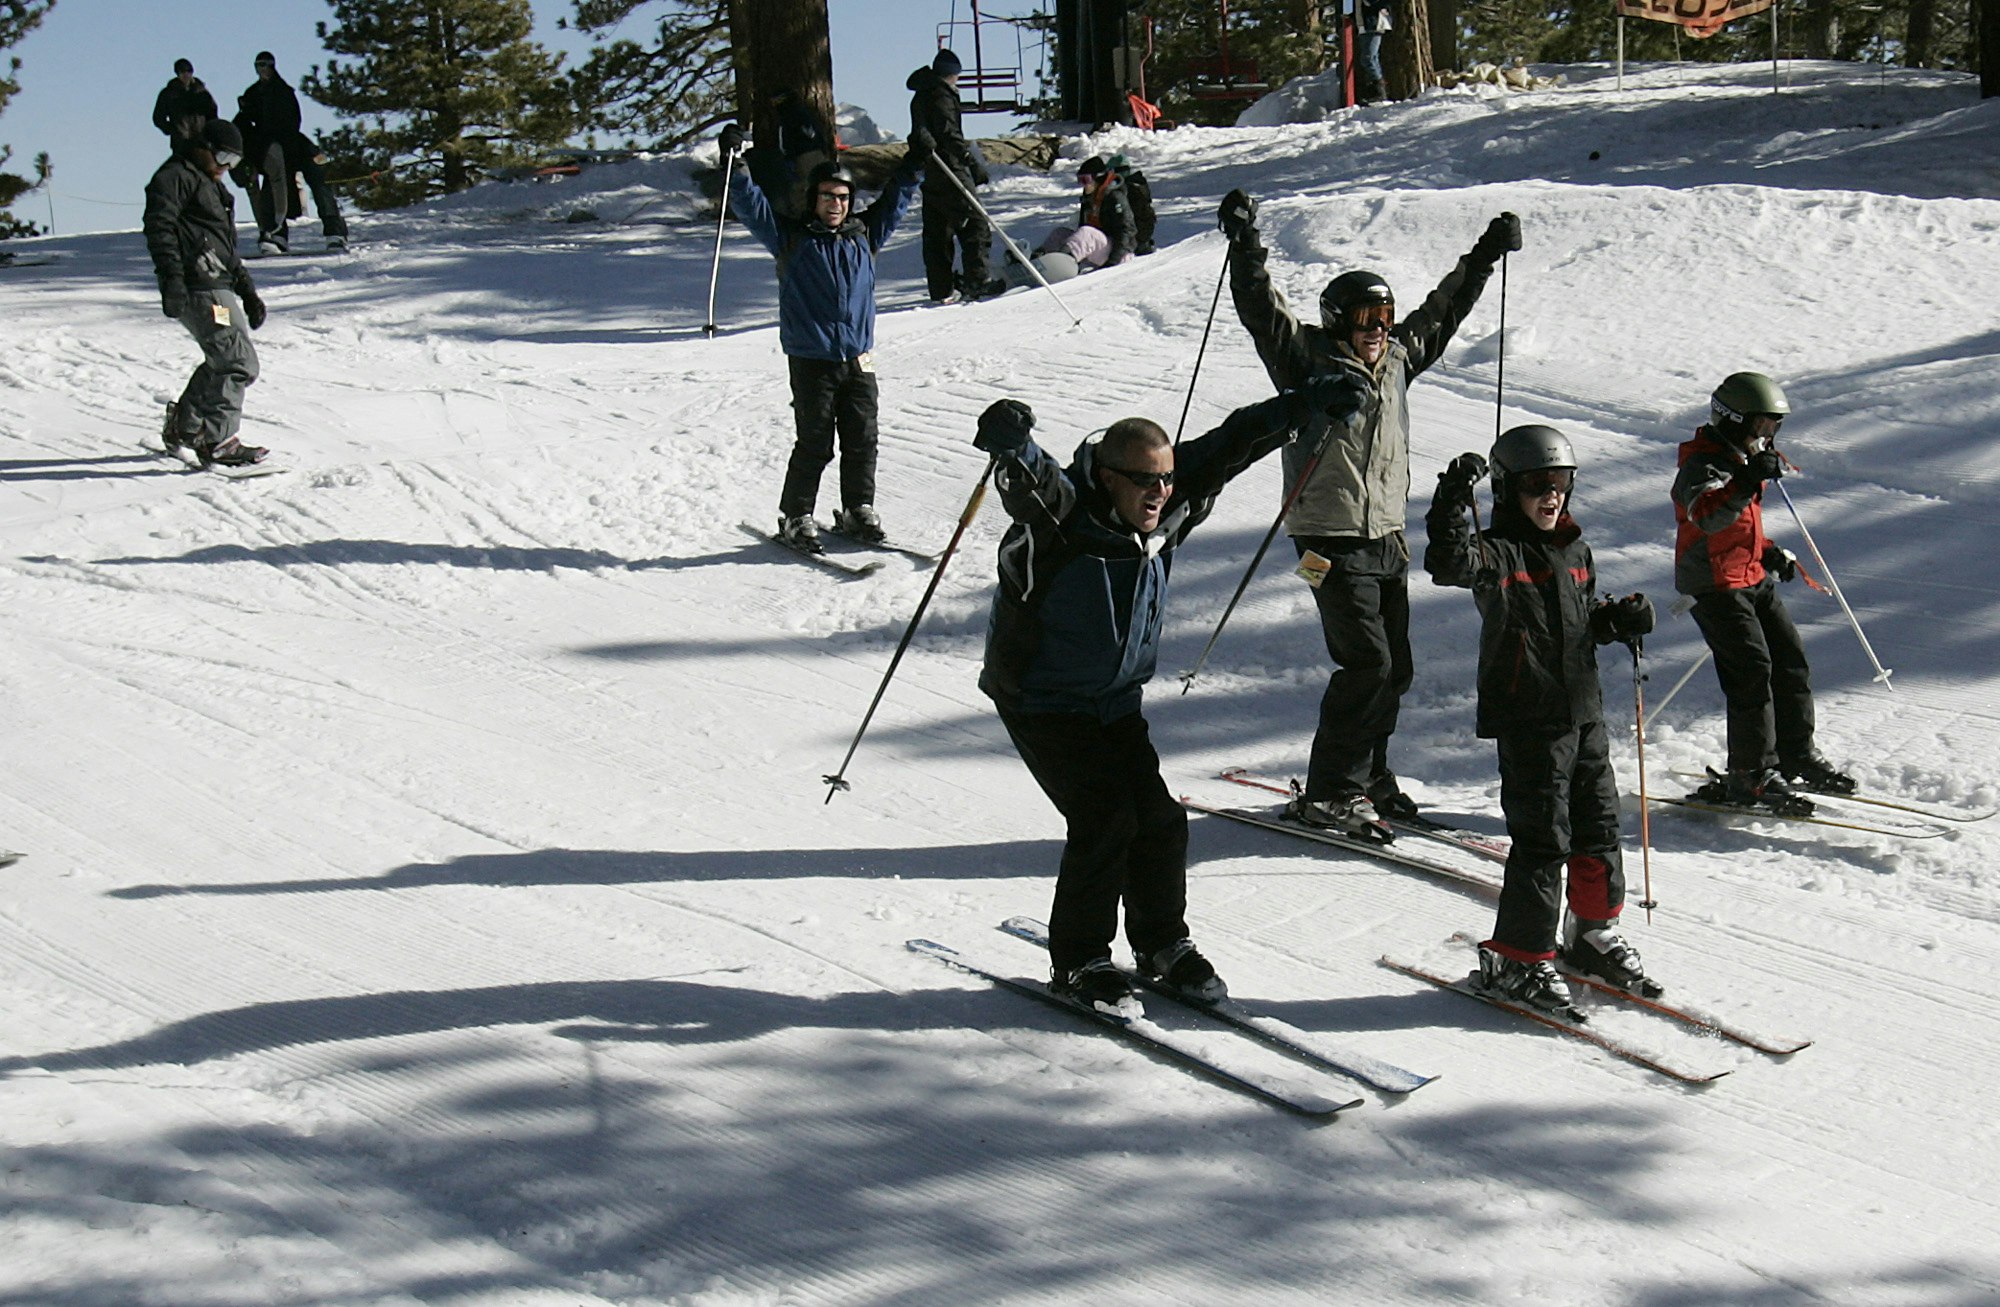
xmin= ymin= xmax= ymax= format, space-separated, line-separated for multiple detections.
xmin=1172 ymin=244 xmax=1231 ymax=447
xmin=824 ymin=459 xmax=997 ymax=801
xmin=703 ymin=145 xmax=739 ymax=338
xmin=1643 ymin=644 xmax=1712 ymax=731
xmin=926 ymin=162 xmax=1083 ymax=327
xmin=1630 ymin=639 xmax=1658 ymax=920
xmin=1772 ymin=479 xmax=1894 ymax=691
xmin=1180 ymin=419 xmax=1338 ymax=693
xmin=1493 ymin=252 xmax=1509 ymax=440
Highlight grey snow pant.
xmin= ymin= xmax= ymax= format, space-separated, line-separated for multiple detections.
xmin=173 ymin=288 xmax=259 ymax=448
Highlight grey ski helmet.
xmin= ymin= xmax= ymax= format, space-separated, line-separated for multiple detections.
xmin=1319 ymin=270 xmax=1393 ymax=331
xmin=1710 ymin=371 xmax=1790 ymax=431
xmin=806 ymin=160 xmax=857 ymax=197
xmin=1489 ymin=424 xmax=1576 ymax=499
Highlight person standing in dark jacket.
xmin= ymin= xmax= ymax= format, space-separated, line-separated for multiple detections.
xmin=1218 ymin=188 xmax=1519 ymax=839
xmin=721 ymin=123 xmax=927 ymax=551
xmin=152 ymin=59 xmax=218 ymax=142
xmin=1425 ymin=425 xmax=1659 ymax=1014
xmin=235 ymin=51 xmax=349 ymax=254
xmin=976 ymin=375 xmax=1367 ymax=1016
xmin=906 ymin=49 xmax=990 ymax=303
xmin=1672 ymin=371 xmax=1855 ymax=811
xmin=143 ymin=120 xmax=270 ymax=468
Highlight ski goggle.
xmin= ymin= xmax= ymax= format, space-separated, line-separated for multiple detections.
xmin=1517 ymin=469 xmax=1575 ymax=497
xmin=213 ymin=149 xmax=242 ymax=169
xmin=1346 ymin=303 xmax=1394 ymax=332
xmin=1103 ymin=465 xmax=1176 ymax=490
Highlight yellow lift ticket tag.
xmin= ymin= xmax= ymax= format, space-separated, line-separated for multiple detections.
xmin=1296 ymin=550 xmax=1331 ymax=589
xmin=212 ymin=302 xmax=233 ymax=327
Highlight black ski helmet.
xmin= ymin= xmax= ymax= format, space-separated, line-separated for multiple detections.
xmin=1320 ymin=270 xmax=1394 ymax=331
xmin=1489 ymin=424 xmax=1576 ymax=499
xmin=1710 ymin=371 xmax=1790 ymax=438
xmin=806 ymin=160 xmax=857 ymax=198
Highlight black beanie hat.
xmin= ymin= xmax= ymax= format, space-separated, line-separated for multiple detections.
xmin=174 ymin=58 xmax=194 ymax=75
xmin=932 ymin=48 xmax=963 ymax=77
xmin=204 ymin=120 xmax=244 ymax=156
xmin=255 ymin=51 xmax=277 ymax=68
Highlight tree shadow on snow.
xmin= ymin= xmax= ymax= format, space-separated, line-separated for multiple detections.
xmin=81 ymin=537 xmax=773 ymax=575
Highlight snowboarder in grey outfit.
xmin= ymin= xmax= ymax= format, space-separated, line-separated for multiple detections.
xmin=143 ymin=119 xmax=270 ymax=467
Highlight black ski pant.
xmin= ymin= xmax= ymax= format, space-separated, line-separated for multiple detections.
xmin=1293 ymin=533 xmax=1413 ymax=802
xmin=781 ymin=355 xmax=878 ymax=520
xmin=1488 ymin=719 xmax=1625 ymax=961
xmin=1691 ymin=578 xmax=1815 ymax=774
xmin=998 ymin=706 xmax=1191 ymax=975
xmin=243 ymin=141 xmax=348 ymax=246
xmin=919 ymin=182 xmax=990 ymax=300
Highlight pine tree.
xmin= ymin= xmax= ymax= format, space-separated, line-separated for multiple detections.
xmin=301 ymin=0 xmax=578 ymax=210
xmin=565 ymin=1 xmax=735 ymax=150
xmin=0 ymin=0 xmax=54 ymax=239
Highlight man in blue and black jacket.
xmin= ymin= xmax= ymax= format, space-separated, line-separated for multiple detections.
xmin=723 ymin=123 xmax=930 ymax=552
xmin=974 ymin=374 xmax=1369 ymax=1017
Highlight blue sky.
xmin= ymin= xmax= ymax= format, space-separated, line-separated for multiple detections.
xmin=4 ymin=0 xmax=1035 ymax=235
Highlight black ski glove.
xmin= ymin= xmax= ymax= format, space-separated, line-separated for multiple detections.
xmin=240 ymin=287 xmax=266 ymax=330
xmin=907 ymin=126 xmax=936 ymax=167
xmin=1591 ymin=592 xmax=1656 ymax=645
xmin=975 ymin=399 xmax=1035 ymax=457
xmin=1218 ymin=189 xmax=1259 ymax=246
xmin=1471 ymin=211 xmax=1523 ymax=266
xmin=1762 ymin=543 xmax=1798 ymax=582
xmin=1436 ymin=451 xmax=1488 ymax=510
xmin=717 ymin=122 xmax=746 ymax=157
xmin=1298 ymin=372 xmax=1370 ymax=421
xmin=1734 ymin=448 xmax=1784 ymax=490
xmin=160 ymin=287 xmax=186 ymax=319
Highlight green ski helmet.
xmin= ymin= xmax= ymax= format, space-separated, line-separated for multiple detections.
xmin=1710 ymin=372 xmax=1790 ymax=433
xmin=1489 ymin=424 xmax=1576 ymax=499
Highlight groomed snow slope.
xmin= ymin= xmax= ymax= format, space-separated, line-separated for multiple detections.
xmin=2 ymin=60 xmax=1998 ymax=1305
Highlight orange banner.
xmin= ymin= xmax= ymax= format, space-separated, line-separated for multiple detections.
xmin=1615 ymin=0 xmax=1773 ymax=38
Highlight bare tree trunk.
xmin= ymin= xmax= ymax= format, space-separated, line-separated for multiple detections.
xmin=1983 ymin=0 xmax=2000 ymax=96
xmin=1385 ymin=0 xmax=1434 ymax=100
xmin=1799 ymin=0 xmax=1840 ymax=59
xmin=731 ymin=0 xmax=835 ymax=152
xmin=1429 ymin=0 xmax=1458 ymax=75
xmin=1905 ymin=0 xmax=1936 ymax=67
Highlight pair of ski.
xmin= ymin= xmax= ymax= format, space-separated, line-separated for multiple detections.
xmin=738 ymin=521 xmax=935 ymax=578
xmin=911 ymin=916 xmax=1440 ymax=1117
xmin=1380 ymin=935 xmax=1810 ymax=1085
xmin=1216 ymin=768 xmax=1512 ymax=865
xmin=1654 ymin=768 xmax=1991 ymax=840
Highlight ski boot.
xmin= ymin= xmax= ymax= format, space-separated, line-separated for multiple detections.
xmin=1288 ymin=791 xmax=1394 ymax=844
xmin=833 ymin=504 xmax=886 ymax=545
xmin=1701 ymin=767 xmax=1815 ymax=818
xmin=1560 ymin=917 xmax=1664 ymax=999
xmin=194 ymin=434 xmax=269 ymax=468
xmin=1473 ymin=946 xmax=1580 ymax=1018
xmin=1366 ymin=774 xmax=1421 ymax=823
xmin=326 ymin=234 xmax=349 ymax=253
xmin=1138 ymin=938 xmax=1228 ymax=1006
xmin=776 ymin=514 xmax=823 ymax=555
xmin=1782 ymin=752 xmax=1857 ymax=797
xmin=160 ymin=401 xmax=188 ymax=457
xmin=1050 ymin=957 xmax=1142 ymax=1020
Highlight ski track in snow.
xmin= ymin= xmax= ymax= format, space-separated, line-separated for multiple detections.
xmin=3 ymin=61 xmax=1999 ymax=1305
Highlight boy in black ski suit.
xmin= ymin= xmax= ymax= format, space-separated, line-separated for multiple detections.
xmin=977 ymin=373 xmax=1369 ymax=1017
xmin=906 ymin=49 xmax=990 ymax=303
xmin=1425 ymin=425 xmax=1660 ymax=1012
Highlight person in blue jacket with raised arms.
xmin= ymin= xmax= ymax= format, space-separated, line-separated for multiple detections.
xmin=720 ymin=122 xmax=933 ymax=553
xmin=974 ymin=372 xmax=1372 ymax=1018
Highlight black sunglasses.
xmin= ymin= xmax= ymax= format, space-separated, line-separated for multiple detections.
xmin=1103 ymin=465 xmax=1175 ymax=490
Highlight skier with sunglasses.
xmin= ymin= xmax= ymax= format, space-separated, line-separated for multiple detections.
xmin=974 ymin=373 xmax=1372 ymax=1018
xmin=1217 ymin=189 xmax=1520 ymax=839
